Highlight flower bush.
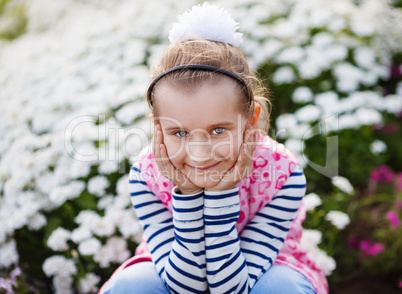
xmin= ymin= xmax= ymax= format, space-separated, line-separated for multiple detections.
xmin=0 ymin=0 xmax=401 ymax=293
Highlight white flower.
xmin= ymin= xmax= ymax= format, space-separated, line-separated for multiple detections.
xmin=331 ymin=176 xmax=354 ymax=194
xmin=312 ymin=32 xmax=334 ymax=48
xmin=354 ymin=47 xmax=376 ymax=69
xmin=325 ymin=44 xmax=348 ymax=63
xmin=261 ymin=39 xmax=283 ymax=59
xmin=272 ymin=66 xmax=296 ymax=84
xmin=397 ymin=82 xmax=402 ymax=96
xmin=301 ymin=230 xmax=336 ymax=276
xmin=90 ymin=215 xmax=116 ymax=237
xmin=309 ymin=8 xmax=331 ymax=28
xmin=310 ymin=247 xmax=336 ymax=276
xmin=116 ymin=175 xmax=129 ymax=197
xmin=49 ymin=181 xmax=86 ymax=207
xmin=94 ymin=237 xmax=130 ymax=268
xmin=53 ymin=275 xmax=73 ymax=294
xmin=87 ymin=176 xmax=109 ymax=197
xmin=115 ymin=102 xmax=145 ymax=125
xmin=355 ymin=108 xmax=382 ymax=126
xmin=28 ymin=213 xmax=47 ymax=230
xmin=301 ymin=229 xmax=322 ymax=248
xmin=327 ymin=16 xmax=346 ymax=32
xmin=78 ymin=273 xmax=101 ymax=294
xmin=275 ymin=114 xmax=298 ymax=138
xmin=325 ymin=210 xmax=350 ymax=229
xmin=314 ymin=91 xmax=339 ymax=114
xmin=115 ymin=210 xmax=142 ymax=239
xmin=276 ymin=46 xmax=304 ymax=64
xmin=98 ymin=160 xmax=119 ymax=174
xmin=71 ymin=226 xmax=92 ymax=244
xmin=284 ymin=138 xmax=304 ymax=155
xmin=271 ymin=20 xmax=299 ymax=38
xmin=292 ymin=87 xmax=313 ymax=103
xmin=75 ymin=210 xmax=99 ymax=225
xmin=382 ymin=94 xmax=402 ymax=114
xmin=334 ymin=63 xmax=363 ymax=92
xmin=350 ymin=19 xmax=375 ymax=37
xmin=42 ymin=255 xmax=77 ymax=277
xmin=78 ymin=238 xmax=101 ymax=256
xmin=97 ymin=195 xmax=114 ymax=210
xmin=47 ymin=228 xmax=71 ymax=251
xmin=298 ymin=58 xmax=323 ymax=80
xmin=303 ymin=193 xmax=322 ymax=211
xmin=294 ymin=105 xmax=321 ymax=123
xmin=169 ymin=2 xmax=243 ymax=47
xmin=338 ymin=114 xmax=359 ymax=130
xmin=289 ymin=124 xmax=310 ymax=139
xmin=69 ymin=160 xmax=92 ymax=179
xmin=0 ymin=239 xmax=19 ymax=268
xmin=370 ymin=140 xmax=387 ymax=154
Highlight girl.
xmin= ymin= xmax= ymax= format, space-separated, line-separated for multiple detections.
xmin=101 ymin=2 xmax=328 ymax=294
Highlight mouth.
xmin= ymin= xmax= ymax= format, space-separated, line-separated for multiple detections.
xmin=187 ymin=162 xmax=220 ymax=171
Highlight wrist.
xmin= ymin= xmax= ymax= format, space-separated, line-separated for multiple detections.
xmin=177 ymin=188 xmax=203 ymax=195
xmin=204 ymin=187 xmax=239 ymax=208
xmin=171 ymin=186 xmax=204 ymax=221
xmin=205 ymin=185 xmax=236 ymax=192
xmin=172 ymin=186 xmax=203 ymax=196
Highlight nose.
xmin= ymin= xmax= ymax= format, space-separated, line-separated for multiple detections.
xmin=186 ymin=130 xmax=212 ymax=162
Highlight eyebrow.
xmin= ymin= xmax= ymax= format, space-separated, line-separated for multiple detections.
xmin=164 ymin=121 xmax=235 ymax=131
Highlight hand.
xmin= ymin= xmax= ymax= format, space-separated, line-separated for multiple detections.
xmin=205 ymin=126 xmax=255 ymax=192
xmin=153 ymin=124 xmax=203 ymax=195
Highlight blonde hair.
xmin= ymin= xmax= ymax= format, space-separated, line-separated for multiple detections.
xmin=147 ymin=39 xmax=271 ymax=131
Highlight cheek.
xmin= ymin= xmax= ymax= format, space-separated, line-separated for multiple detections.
xmin=212 ymin=134 xmax=242 ymax=161
xmin=163 ymin=137 xmax=186 ymax=163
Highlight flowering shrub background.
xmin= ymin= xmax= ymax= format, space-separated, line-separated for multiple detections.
xmin=0 ymin=0 xmax=401 ymax=293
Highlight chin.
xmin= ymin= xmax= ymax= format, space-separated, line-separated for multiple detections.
xmin=190 ymin=176 xmax=220 ymax=189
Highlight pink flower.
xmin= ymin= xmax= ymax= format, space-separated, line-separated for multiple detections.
xmin=395 ymin=201 xmax=402 ymax=210
xmin=386 ymin=211 xmax=400 ymax=228
xmin=347 ymin=236 xmax=360 ymax=249
xmin=359 ymin=240 xmax=385 ymax=256
xmin=370 ymin=165 xmax=394 ymax=183
xmin=399 ymin=280 xmax=402 ymax=288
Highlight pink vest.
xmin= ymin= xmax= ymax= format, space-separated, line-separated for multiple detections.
xmin=135 ymin=134 xmax=328 ymax=294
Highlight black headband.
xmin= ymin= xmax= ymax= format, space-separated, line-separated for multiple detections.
xmin=147 ymin=64 xmax=252 ymax=106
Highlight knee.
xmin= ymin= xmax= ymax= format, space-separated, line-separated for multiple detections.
xmin=102 ymin=262 xmax=168 ymax=294
xmin=251 ymin=265 xmax=317 ymax=294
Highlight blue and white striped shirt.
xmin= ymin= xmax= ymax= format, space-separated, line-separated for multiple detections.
xmin=129 ymin=165 xmax=306 ymax=293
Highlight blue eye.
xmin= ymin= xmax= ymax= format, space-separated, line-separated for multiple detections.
xmin=175 ymin=130 xmax=189 ymax=138
xmin=212 ymin=127 xmax=225 ymax=135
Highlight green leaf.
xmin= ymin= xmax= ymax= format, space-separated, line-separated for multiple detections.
xmin=75 ymin=190 xmax=98 ymax=210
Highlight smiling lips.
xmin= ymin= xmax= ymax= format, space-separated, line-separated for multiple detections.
xmin=187 ymin=162 xmax=220 ymax=171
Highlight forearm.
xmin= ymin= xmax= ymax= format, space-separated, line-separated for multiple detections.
xmin=204 ymin=188 xmax=248 ymax=293
xmin=129 ymin=166 xmax=207 ymax=293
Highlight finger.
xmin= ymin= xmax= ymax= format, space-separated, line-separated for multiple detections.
xmin=160 ymin=143 xmax=187 ymax=184
xmin=153 ymin=126 xmax=162 ymax=162
xmin=226 ymin=143 xmax=246 ymax=183
xmin=244 ymin=127 xmax=255 ymax=161
xmin=239 ymin=142 xmax=253 ymax=180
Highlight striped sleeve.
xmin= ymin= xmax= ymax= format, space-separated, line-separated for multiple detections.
xmin=240 ymin=165 xmax=306 ymax=291
xmin=129 ymin=164 xmax=207 ymax=294
xmin=203 ymin=165 xmax=306 ymax=293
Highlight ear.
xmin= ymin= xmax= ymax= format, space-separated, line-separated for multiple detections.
xmin=249 ymin=105 xmax=261 ymax=128
xmin=150 ymin=113 xmax=155 ymax=125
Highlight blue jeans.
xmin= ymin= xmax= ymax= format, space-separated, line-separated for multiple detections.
xmin=102 ymin=262 xmax=317 ymax=294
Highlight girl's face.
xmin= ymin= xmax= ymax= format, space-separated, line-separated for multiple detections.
xmin=154 ymin=78 xmax=250 ymax=189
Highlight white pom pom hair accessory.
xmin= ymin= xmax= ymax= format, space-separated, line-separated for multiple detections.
xmin=147 ymin=3 xmax=251 ymax=107
xmin=168 ymin=2 xmax=243 ymax=47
